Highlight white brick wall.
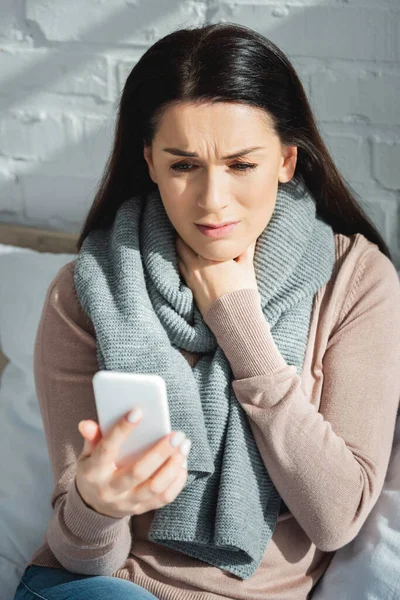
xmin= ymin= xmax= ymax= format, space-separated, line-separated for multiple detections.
xmin=0 ymin=0 xmax=399 ymax=268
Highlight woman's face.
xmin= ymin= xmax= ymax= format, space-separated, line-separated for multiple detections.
xmin=143 ymin=101 xmax=297 ymax=262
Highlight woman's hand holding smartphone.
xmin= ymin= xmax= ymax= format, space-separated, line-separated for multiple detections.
xmin=75 ymin=409 xmax=191 ymax=519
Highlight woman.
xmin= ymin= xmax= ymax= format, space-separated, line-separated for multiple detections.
xmin=14 ymin=21 xmax=400 ymax=600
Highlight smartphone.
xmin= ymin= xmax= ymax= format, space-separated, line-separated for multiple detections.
xmin=92 ymin=370 xmax=171 ymax=469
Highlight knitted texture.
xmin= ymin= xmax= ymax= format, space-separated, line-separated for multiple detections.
xmin=74 ymin=174 xmax=335 ymax=579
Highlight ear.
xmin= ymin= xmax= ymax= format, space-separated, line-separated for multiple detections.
xmin=143 ymin=144 xmax=158 ymax=184
xmin=278 ymin=145 xmax=297 ymax=183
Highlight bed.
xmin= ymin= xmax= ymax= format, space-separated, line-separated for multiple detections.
xmin=0 ymin=222 xmax=399 ymax=599
xmin=0 ymin=222 xmax=78 ymax=378
xmin=0 ymin=224 xmax=78 ymax=599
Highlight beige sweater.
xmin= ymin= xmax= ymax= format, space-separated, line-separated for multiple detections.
xmin=27 ymin=232 xmax=400 ymax=600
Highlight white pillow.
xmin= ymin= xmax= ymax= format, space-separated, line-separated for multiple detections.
xmin=0 ymin=243 xmax=77 ymax=599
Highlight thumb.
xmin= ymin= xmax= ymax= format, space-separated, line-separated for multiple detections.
xmin=78 ymin=420 xmax=101 ymax=459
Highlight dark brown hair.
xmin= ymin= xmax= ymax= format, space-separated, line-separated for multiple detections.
xmin=76 ymin=22 xmax=391 ymax=261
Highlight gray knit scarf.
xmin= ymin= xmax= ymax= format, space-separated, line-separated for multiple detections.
xmin=74 ymin=173 xmax=335 ymax=580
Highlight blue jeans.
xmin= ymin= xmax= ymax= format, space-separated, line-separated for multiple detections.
xmin=13 ymin=564 xmax=159 ymax=599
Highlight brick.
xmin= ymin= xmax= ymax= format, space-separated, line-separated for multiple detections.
xmin=0 ymin=112 xmax=69 ymax=161
xmin=0 ymin=49 xmax=109 ymax=104
xmin=359 ymin=198 xmax=388 ymax=240
xmin=0 ymin=0 xmax=21 ymax=41
xmin=344 ymin=0 xmax=400 ymax=8
xmin=208 ymin=3 xmax=396 ymax=61
xmin=371 ymin=138 xmax=400 ymax=190
xmin=117 ymin=58 xmax=141 ymax=93
xmin=310 ymin=70 xmax=400 ymax=125
xmin=320 ymin=131 xmax=371 ymax=185
xmin=0 ymin=163 xmax=24 ymax=215
xmin=49 ymin=115 xmax=114 ymax=177
xmin=351 ymin=182 xmax=396 ymax=241
xmin=26 ymin=0 xmax=206 ymax=44
xmin=387 ymin=199 xmax=400 ymax=257
xmin=21 ymin=173 xmax=97 ymax=223
xmin=379 ymin=197 xmax=399 ymax=253
xmin=0 ymin=112 xmax=115 ymax=182
xmin=289 ymin=57 xmax=312 ymax=96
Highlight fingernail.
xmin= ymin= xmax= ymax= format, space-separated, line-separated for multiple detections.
xmin=127 ymin=407 xmax=143 ymax=423
xmin=180 ymin=438 xmax=191 ymax=456
xmin=170 ymin=431 xmax=185 ymax=447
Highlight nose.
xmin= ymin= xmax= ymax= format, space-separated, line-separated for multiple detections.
xmin=195 ymin=174 xmax=229 ymax=213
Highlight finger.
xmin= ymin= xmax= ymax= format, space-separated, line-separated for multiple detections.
xmin=134 ymin=465 xmax=189 ymax=515
xmin=79 ymin=435 xmax=93 ymax=459
xmin=111 ymin=431 xmax=187 ymax=494
xmin=79 ymin=420 xmax=99 ymax=440
xmin=90 ymin=408 xmax=143 ymax=471
xmin=78 ymin=420 xmax=101 ymax=458
xmin=119 ymin=451 xmax=185 ymax=505
xmin=144 ymin=448 xmax=188 ymax=497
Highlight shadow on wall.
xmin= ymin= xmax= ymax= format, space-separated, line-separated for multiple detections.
xmin=0 ymin=0 xmax=203 ymax=228
xmin=0 ymin=0 xmax=396 ymax=268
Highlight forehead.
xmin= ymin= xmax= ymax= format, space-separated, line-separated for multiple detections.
xmin=156 ymin=101 xmax=275 ymax=140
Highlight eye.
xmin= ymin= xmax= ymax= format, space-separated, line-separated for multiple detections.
xmin=170 ymin=162 xmax=257 ymax=173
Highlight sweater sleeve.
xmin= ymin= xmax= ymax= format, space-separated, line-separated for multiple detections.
xmin=203 ymin=248 xmax=400 ymax=553
xmin=33 ymin=262 xmax=132 ymax=576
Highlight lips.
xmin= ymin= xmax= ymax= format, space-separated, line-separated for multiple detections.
xmin=197 ymin=222 xmax=238 ymax=228
xmin=196 ymin=222 xmax=239 ymax=238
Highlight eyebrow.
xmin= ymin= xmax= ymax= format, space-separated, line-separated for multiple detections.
xmin=162 ymin=146 xmax=264 ymax=160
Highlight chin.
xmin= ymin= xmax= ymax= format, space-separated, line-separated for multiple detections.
xmin=199 ymin=249 xmax=240 ymax=262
